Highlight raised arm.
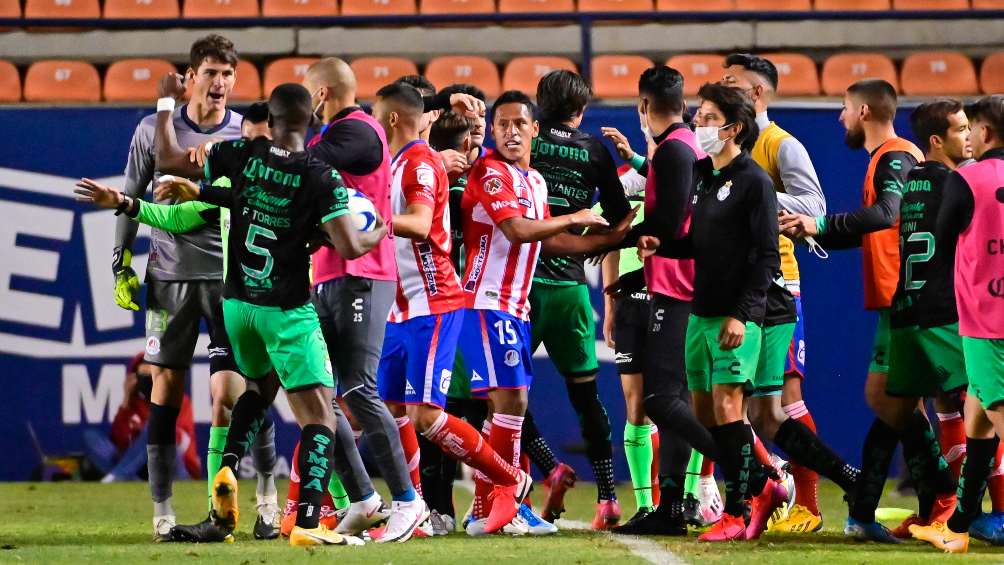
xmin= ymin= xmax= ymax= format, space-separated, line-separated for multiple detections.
xmin=153 ymin=73 xmax=205 ymax=179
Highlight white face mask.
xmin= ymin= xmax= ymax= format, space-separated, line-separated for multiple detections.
xmin=639 ymin=108 xmax=654 ymax=146
xmin=696 ymin=124 xmax=733 ymax=155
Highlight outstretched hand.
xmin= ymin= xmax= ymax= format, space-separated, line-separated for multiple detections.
xmin=157 ymin=72 xmax=186 ymax=100
xmin=601 ymin=127 xmax=636 ymax=162
xmin=75 ymin=178 xmax=124 ymax=209
xmin=448 ymin=93 xmax=486 ymax=120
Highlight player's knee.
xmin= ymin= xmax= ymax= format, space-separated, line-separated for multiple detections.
xmin=406 ymin=405 xmax=442 ymax=433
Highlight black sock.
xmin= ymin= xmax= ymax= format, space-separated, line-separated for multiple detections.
xmin=147 ymin=403 xmax=180 ymax=506
xmin=711 ymin=420 xmax=759 ymax=517
xmin=148 ymin=402 xmax=179 ymax=445
xmin=775 ymin=417 xmax=859 ymax=493
xmin=520 ymin=410 xmax=558 ymax=475
xmin=566 ymin=379 xmax=616 ymax=500
xmin=296 ymin=424 xmax=336 ymax=529
xmin=643 ymin=392 xmax=720 ymax=461
xmin=850 ymin=418 xmax=900 ymax=523
xmin=947 ymin=436 xmax=999 ymax=533
xmin=221 ymin=390 xmax=269 ymax=473
xmin=418 ymin=434 xmax=447 ymax=514
xmin=901 ymin=411 xmax=955 ymax=521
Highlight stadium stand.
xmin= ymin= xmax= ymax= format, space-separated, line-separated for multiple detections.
xmin=232 ymin=59 xmax=263 ymax=100
xmin=900 ymin=50 xmax=979 ymax=96
xmin=262 ymin=0 xmax=337 ymax=17
xmin=821 ymin=52 xmax=898 ymax=96
xmin=591 ymin=55 xmax=653 ymax=99
xmin=814 ymin=0 xmax=890 ymax=9
xmin=656 ymin=0 xmax=733 ymax=9
xmin=979 ymin=51 xmax=1004 ymax=94
xmin=103 ymin=0 xmax=180 ymax=19
xmin=762 ymin=53 xmax=819 ymax=96
xmin=503 ymin=56 xmax=577 ymax=93
xmin=104 ymin=58 xmax=178 ymax=102
xmin=25 ymin=0 xmax=100 ymax=18
xmin=893 ymin=0 xmax=969 ymax=9
xmin=263 ymin=57 xmax=319 ymax=97
xmin=340 ymin=0 xmax=417 ymax=15
xmin=499 ymin=0 xmax=575 ymax=14
xmin=182 ymin=0 xmax=259 ymax=18
xmin=0 ymin=60 xmax=19 ymax=102
xmin=424 ymin=56 xmax=501 ymax=98
xmin=735 ymin=0 xmax=811 ymax=10
xmin=0 ymin=0 xmax=20 ymax=17
xmin=419 ymin=0 xmax=495 ymax=15
xmin=351 ymin=57 xmax=420 ymax=99
xmin=973 ymin=0 xmax=1004 ymax=7
xmin=24 ymin=60 xmax=101 ymax=102
xmin=666 ymin=54 xmax=725 ymax=96
xmin=577 ymin=0 xmax=654 ymax=13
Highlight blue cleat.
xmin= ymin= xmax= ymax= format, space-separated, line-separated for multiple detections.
xmin=970 ymin=511 xmax=1004 ymax=545
xmin=844 ymin=517 xmax=902 ymax=544
xmin=519 ymin=504 xmax=558 ymax=535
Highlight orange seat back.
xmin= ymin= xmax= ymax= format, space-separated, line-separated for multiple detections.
xmin=231 ymin=60 xmax=262 ymax=101
xmin=420 ymin=0 xmax=494 ymax=14
xmin=262 ymin=0 xmax=337 ymax=16
xmin=821 ymin=53 xmax=898 ymax=96
xmin=104 ymin=59 xmax=178 ymax=102
xmin=591 ymin=55 xmax=652 ymax=99
xmin=25 ymin=61 xmax=101 ymax=102
xmin=894 ymin=0 xmax=968 ymax=9
xmin=25 ymin=0 xmax=100 ymax=18
xmin=0 ymin=0 xmax=21 ymax=17
xmin=762 ymin=53 xmax=819 ymax=96
xmin=901 ymin=51 xmax=978 ymax=96
xmin=657 ymin=0 xmax=732 ymax=9
xmin=424 ymin=56 xmax=501 ymax=99
xmin=665 ymin=54 xmax=725 ymax=96
xmin=814 ymin=0 xmax=889 ymax=9
xmin=351 ymin=57 xmax=420 ymax=99
xmin=980 ymin=52 xmax=1004 ymax=94
xmin=499 ymin=0 xmax=574 ymax=13
xmin=104 ymin=0 xmax=179 ymax=18
xmin=0 ymin=60 xmax=20 ymax=102
xmin=735 ymin=0 xmax=810 ymax=9
xmin=182 ymin=0 xmax=259 ymax=18
xmin=973 ymin=0 xmax=1004 ymax=7
xmin=578 ymin=0 xmax=653 ymax=12
xmin=502 ymin=56 xmax=577 ymax=95
xmin=341 ymin=0 xmax=416 ymax=15
xmin=263 ymin=57 xmax=320 ymax=97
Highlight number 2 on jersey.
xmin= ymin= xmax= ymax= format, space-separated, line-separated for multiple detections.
xmin=902 ymin=231 xmax=935 ymax=290
xmin=493 ymin=319 xmax=518 ymax=345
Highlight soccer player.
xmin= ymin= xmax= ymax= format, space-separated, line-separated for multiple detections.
xmin=460 ymin=90 xmax=637 ymax=535
xmin=639 ymin=83 xmax=787 ymax=542
xmin=395 ymin=75 xmax=441 ymax=142
xmin=110 ymin=34 xmax=279 ymax=542
xmin=910 ymin=95 xmax=1004 ymax=553
xmin=528 ymin=69 xmax=631 ymax=529
xmin=153 ymin=79 xmax=387 ymax=546
xmin=719 ymin=53 xmax=829 ymax=532
xmin=779 ymin=79 xmax=927 ymax=543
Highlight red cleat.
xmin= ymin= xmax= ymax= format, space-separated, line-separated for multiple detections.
xmin=592 ymin=499 xmax=622 ymax=530
xmin=541 ymin=463 xmax=577 ymax=522
xmin=746 ymin=479 xmax=788 ymax=540
xmin=929 ymin=493 xmax=957 ymax=524
xmin=485 ymin=471 xmax=533 ymax=534
xmin=890 ymin=513 xmax=924 ymax=539
xmin=699 ymin=513 xmax=746 ymax=542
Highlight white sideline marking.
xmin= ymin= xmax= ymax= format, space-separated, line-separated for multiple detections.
xmin=556 ymin=519 xmax=688 ymax=565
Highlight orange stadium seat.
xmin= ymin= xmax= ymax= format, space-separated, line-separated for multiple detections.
xmin=814 ymin=0 xmax=890 ymax=9
xmin=1 ymin=0 xmax=21 ymax=17
xmin=24 ymin=61 xmax=101 ymax=102
xmin=0 ymin=61 xmax=20 ymax=102
xmin=104 ymin=59 xmax=177 ymax=102
xmin=424 ymin=56 xmax=501 ymax=98
xmin=231 ymin=59 xmax=262 ymax=101
xmin=502 ymin=56 xmax=576 ymax=94
xmin=104 ymin=0 xmax=179 ymax=18
xmin=262 ymin=0 xmax=337 ymax=16
xmin=591 ymin=55 xmax=653 ymax=99
xmin=351 ymin=57 xmax=419 ymax=99
xmin=182 ymin=0 xmax=259 ymax=18
xmin=499 ymin=0 xmax=574 ymax=13
xmin=657 ymin=0 xmax=732 ymax=10
xmin=263 ymin=57 xmax=319 ymax=96
xmin=735 ymin=0 xmax=810 ymax=9
xmin=980 ymin=52 xmax=1004 ymax=94
xmin=578 ymin=0 xmax=653 ymax=12
xmin=893 ymin=0 xmax=969 ymax=9
xmin=973 ymin=0 xmax=1004 ymax=7
xmin=665 ymin=54 xmax=725 ymax=96
xmin=420 ymin=0 xmax=494 ymax=14
xmin=901 ymin=51 xmax=978 ymax=95
xmin=821 ymin=53 xmax=898 ymax=95
xmin=762 ymin=53 xmax=819 ymax=96
xmin=341 ymin=0 xmax=416 ymax=15
xmin=25 ymin=0 xmax=100 ymax=18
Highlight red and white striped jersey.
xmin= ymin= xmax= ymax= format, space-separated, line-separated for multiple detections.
xmin=461 ymin=152 xmax=550 ymax=320
xmin=389 ymin=140 xmax=464 ymax=322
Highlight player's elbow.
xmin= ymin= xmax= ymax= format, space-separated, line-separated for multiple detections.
xmin=334 ymin=240 xmax=367 ymax=260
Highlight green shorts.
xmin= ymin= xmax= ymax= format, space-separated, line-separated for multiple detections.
xmin=752 ymin=322 xmax=796 ymax=397
xmin=963 ymin=336 xmax=1004 ymax=410
xmin=685 ymin=315 xmax=763 ymax=393
xmin=886 ymin=324 xmax=967 ymax=397
xmin=529 ymin=282 xmax=598 ymax=378
xmin=869 ymin=309 xmax=892 ymax=374
xmin=222 ymin=298 xmax=334 ymax=392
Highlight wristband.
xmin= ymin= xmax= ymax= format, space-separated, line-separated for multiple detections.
xmin=157 ymin=97 xmax=176 ymax=113
xmin=114 ymin=195 xmax=131 ymax=216
xmin=814 ymin=215 xmax=827 ymax=235
xmin=628 ymin=152 xmax=646 ymax=172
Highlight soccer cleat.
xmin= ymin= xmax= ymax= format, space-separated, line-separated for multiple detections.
xmin=153 ymin=515 xmax=176 ymax=543
xmin=970 ymin=511 xmax=1004 ymax=544
xmin=281 ymin=503 xmax=340 ymax=537
xmin=289 ymin=524 xmax=364 ymax=547
xmin=695 ymin=477 xmax=724 ymax=527
xmin=746 ymin=479 xmax=788 ymax=540
xmin=769 ymin=454 xmax=795 ymax=523
xmin=518 ymin=504 xmax=558 ymax=535
xmin=422 ymin=510 xmax=453 ymax=536
xmin=617 ymin=507 xmax=654 ymax=530
xmin=592 ymin=499 xmax=622 ymax=530
xmin=767 ymin=504 xmax=823 ymax=533
xmin=336 ymin=495 xmax=390 ymax=535
xmin=170 ymin=515 xmax=235 ymax=543
xmin=613 ymin=503 xmax=686 ymax=536
xmin=376 ymin=499 xmax=428 ymax=543
xmin=541 ymin=463 xmax=577 ymax=522
xmin=466 ymin=516 xmax=530 ymax=536
xmin=254 ymin=500 xmax=281 ymax=540
xmin=910 ymin=520 xmax=969 ymax=553
xmin=844 ymin=516 xmax=902 ymax=544
xmin=889 ymin=514 xmax=924 ymax=539
xmin=211 ymin=467 xmax=239 ymax=532
xmin=698 ymin=513 xmax=746 ymax=542
xmin=485 ymin=471 xmax=533 ymax=534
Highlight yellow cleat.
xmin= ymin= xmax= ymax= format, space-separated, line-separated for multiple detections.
xmin=289 ymin=524 xmax=365 ymax=546
xmin=909 ymin=521 xmax=969 ymax=554
xmin=767 ymin=504 xmax=823 ymax=533
xmin=211 ymin=467 xmax=240 ymax=532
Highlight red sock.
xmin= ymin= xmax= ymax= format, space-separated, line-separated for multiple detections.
xmin=936 ymin=412 xmax=966 ymax=481
xmin=752 ymin=431 xmax=774 ymax=469
xmin=784 ymin=400 xmax=820 ymax=515
xmin=650 ymin=428 xmax=661 ymax=506
xmin=990 ymin=443 xmax=1004 ymax=512
xmin=700 ymin=455 xmax=715 ymax=479
xmin=396 ymin=416 xmax=423 ymax=498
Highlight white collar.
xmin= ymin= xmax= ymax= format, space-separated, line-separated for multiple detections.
xmin=755 ymin=111 xmax=770 ymax=131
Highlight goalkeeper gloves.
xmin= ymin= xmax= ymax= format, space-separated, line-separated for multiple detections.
xmin=112 ymin=247 xmax=140 ymax=311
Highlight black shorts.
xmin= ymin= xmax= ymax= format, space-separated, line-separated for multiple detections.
xmin=643 ymin=293 xmax=691 ymax=402
xmin=144 ymin=279 xmax=239 ymax=375
xmin=614 ymin=293 xmax=650 ymax=375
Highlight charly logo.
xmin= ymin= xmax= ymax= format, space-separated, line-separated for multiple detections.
xmin=717 ymin=180 xmax=733 ymax=202
xmin=989 ymin=275 xmax=1004 ymax=299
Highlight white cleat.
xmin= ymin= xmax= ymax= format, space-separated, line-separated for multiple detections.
xmin=153 ymin=514 xmax=176 ymax=542
xmin=696 ymin=477 xmax=724 ymax=526
xmin=465 ymin=516 xmax=530 ymax=536
xmin=336 ymin=494 xmax=391 ymax=535
xmin=377 ymin=499 xmax=429 ymax=543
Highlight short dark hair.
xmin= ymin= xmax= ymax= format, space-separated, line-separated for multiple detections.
xmin=696 ymin=82 xmax=759 ymax=152
xmin=846 ymin=79 xmax=898 ymax=123
xmin=268 ymin=83 xmax=312 ymax=128
xmin=189 ymin=34 xmax=238 ymax=72
xmin=430 ymin=111 xmax=474 ymax=152
xmin=439 ymin=83 xmax=487 ymax=103
xmin=910 ymin=98 xmax=964 ymax=153
xmin=491 ymin=90 xmax=535 ymax=122
xmin=396 ymin=75 xmax=436 ymax=97
xmin=242 ymin=102 xmax=270 ymax=126
xmin=638 ymin=66 xmax=685 ymax=116
xmin=723 ymin=53 xmax=779 ymax=91
xmin=536 ymin=70 xmax=591 ymax=123
xmin=375 ymin=81 xmax=425 ymax=116
xmin=965 ymin=95 xmax=1004 ymax=142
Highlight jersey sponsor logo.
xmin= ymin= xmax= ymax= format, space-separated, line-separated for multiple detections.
xmin=614 ymin=352 xmax=633 ymax=364
xmin=145 ymin=336 xmax=161 ymax=356
xmin=989 ymin=275 xmax=1004 ymax=299
xmin=470 ymin=370 xmax=484 ymax=383
xmin=464 ymin=234 xmax=490 ymax=292
xmin=484 ymin=177 xmax=503 ymax=196
xmin=548 ymin=128 xmax=572 ymax=139
xmin=491 ymin=200 xmax=518 ymax=212
xmin=269 ymin=146 xmax=291 ymax=158
xmin=533 ymin=138 xmax=589 ymax=162
xmin=416 ymin=241 xmax=439 ymax=295
xmin=797 ymin=339 xmax=806 ymax=365
xmin=439 ymin=369 xmax=452 ymax=394
xmin=517 ymin=197 xmax=533 ymax=209
xmin=481 ymin=167 xmax=503 ymax=181
xmin=416 ymin=163 xmax=435 ymax=190
xmin=241 ymin=157 xmax=301 ymax=188
xmin=405 ymin=380 xmax=416 ymax=396
xmin=989 ymin=239 xmax=1004 ymax=256
xmin=207 ymin=346 xmax=229 ymax=359
xmin=717 ymin=180 xmax=732 ymax=202
xmin=504 ymin=349 xmax=520 ymax=367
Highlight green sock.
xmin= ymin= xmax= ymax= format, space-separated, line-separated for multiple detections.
xmin=328 ymin=475 xmax=350 ymax=510
xmin=207 ymin=426 xmax=228 ymax=512
xmin=685 ymin=449 xmax=703 ymax=497
xmin=624 ymin=422 xmax=654 ymax=510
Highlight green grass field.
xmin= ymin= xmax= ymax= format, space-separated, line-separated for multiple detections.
xmin=1 ymin=479 xmax=1003 ymax=564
